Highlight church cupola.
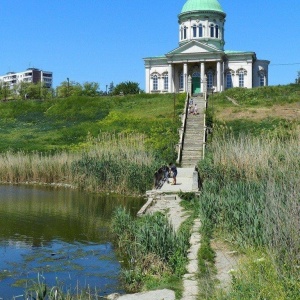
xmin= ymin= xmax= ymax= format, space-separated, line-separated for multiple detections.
xmin=178 ymin=0 xmax=226 ymax=50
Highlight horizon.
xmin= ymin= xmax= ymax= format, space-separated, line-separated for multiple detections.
xmin=0 ymin=0 xmax=299 ymax=90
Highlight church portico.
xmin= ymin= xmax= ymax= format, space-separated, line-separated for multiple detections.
xmin=144 ymin=0 xmax=269 ymax=95
xmin=146 ymin=59 xmax=226 ymax=95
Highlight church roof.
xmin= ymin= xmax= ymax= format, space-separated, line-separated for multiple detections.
xmin=181 ymin=0 xmax=225 ymax=14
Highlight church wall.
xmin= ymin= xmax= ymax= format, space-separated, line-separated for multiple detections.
xmin=253 ymin=60 xmax=270 ymax=87
xmin=146 ymin=64 xmax=169 ymax=93
xmin=225 ymin=60 xmax=253 ymax=89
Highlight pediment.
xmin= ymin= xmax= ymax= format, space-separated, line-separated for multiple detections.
xmin=166 ymin=40 xmax=221 ymax=55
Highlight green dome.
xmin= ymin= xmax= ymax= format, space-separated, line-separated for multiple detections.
xmin=181 ymin=0 xmax=224 ymax=14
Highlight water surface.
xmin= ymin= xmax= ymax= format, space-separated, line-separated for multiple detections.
xmin=0 ymin=185 xmax=144 ymax=299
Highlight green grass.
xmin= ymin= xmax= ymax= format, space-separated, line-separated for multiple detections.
xmin=199 ymin=85 xmax=300 ymax=299
xmin=111 ymin=207 xmax=193 ymax=298
xmin=0 ymin=94 xmax=185 ymax=156
xmin=210 ymin=84 xmax=300 ymax=108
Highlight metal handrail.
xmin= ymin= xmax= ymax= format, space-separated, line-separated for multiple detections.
xmin=203 ymin=93 xmax=208 ymax=159
xmin=176 ymin=92 xmax=189 ymax=164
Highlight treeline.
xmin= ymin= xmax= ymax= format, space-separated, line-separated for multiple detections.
xmin=0 ymin=80 xmax=141 ymax=101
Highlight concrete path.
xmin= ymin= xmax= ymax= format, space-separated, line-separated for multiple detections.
xmin=182 ymin=219 xmax=201 ymax=300
xmin=146 ymin=194 xmax=188 ymax=231
xmin=159 ymin=167 xmax=199 ymax=193
xmin=107 ymin=289 xmax=175 ymax=300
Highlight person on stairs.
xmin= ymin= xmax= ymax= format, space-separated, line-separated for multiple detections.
xmin=193 ymin=104 xmax=198 ymax=115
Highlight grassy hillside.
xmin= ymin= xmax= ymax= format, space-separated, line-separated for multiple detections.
xmin=0 ymin=93 xmax=185 ymax=157
xmin=208 ymin=84 xmax=300 ymax=136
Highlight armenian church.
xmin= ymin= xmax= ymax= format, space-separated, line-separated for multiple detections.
xmin=144 ymin=0 xmax=270 ymax=95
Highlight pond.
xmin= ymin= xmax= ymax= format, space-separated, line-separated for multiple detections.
xmin=0 ymin=185 xmax=145 ymax=299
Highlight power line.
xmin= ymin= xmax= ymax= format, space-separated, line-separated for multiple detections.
xmin=270 ymin=62 xmax=300 ymax=66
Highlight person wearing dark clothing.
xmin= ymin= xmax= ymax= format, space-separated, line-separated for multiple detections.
xmin=169 ymin=163 xmax=177 ymax=185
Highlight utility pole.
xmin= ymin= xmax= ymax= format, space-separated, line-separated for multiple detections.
xmin=67 ymin=78 xmax=70 ymax=97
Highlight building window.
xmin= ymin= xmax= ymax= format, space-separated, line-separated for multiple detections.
xmin=238 ymin=71 xmax=244 ymax=87
xmin=183 ymin=26 xmax=187 ymax=39
xmin=207 ymin=71 xmax=213 ymax=89
xmin=210 ymin=24 xmax=214 ymax=38
xmin=215 ymin=25 xmax=219 ymax=38
xmin=179 ymin=73 xmax=184 ymax=90
xmin=163 ymin=73 xmax=168 ymax=90
xmin=199 ymin=24 xmax=203 ymax=37
xmin=226 ymin=72 xmax=233 ymax=89
xmin=259 ymin=73 xmax=265 ymax=86
xmin=152 ymin=75 xmax=158 ymax=91
xmin=193 ymin=25 xmax=197 ymax=38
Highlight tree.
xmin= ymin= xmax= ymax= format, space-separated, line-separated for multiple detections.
xmin=56 ymin=81 xmax=83 ymax=98
xmin=112 ymin=81 xmax=140 ymax=95
xmin=108 ymin=82 xmax=115 ymax=94
xmin=82 ymin=81 xmax=99 ymax=97
xmin=296 ymin=71 xmax=300 ymax=84
xmin=0 ymin=82 xmax=11 ymax=101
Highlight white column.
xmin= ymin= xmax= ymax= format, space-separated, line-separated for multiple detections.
xmin=248 ymin=63 xmax=253 ymax=88
xmin=168 ymin=64 xmax=173 ymax=93
xmin=183 ymin=63 xmax=188 ymax=92
xmin=145 ymin=66 xmax=150 ymax=93
xmin=200 ymin=62 xmax=205 ymax=92
xmin=217 ymin=61 xmax=221 ymax=92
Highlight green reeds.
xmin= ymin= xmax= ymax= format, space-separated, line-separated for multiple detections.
xmin=0 ymin=133 xmax=160 ymax=195
xmin=198 ymin=127 xmax=300 ymax=298
xmin=111 ymin=208 xmax=190 ymax=292
xmin=24 ymin=274 xmax=101 ymax=299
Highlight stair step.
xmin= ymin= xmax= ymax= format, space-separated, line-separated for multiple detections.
xmin=180 ymin=97 xmax=207 ymax=166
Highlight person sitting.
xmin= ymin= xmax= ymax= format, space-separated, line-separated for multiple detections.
xmin=193 ymin=104 xmax=198 ymax=115
xmin=189 ymin=105 xmax=194 ymax=114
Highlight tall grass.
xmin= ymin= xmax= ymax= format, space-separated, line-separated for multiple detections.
xmin=0 ymin=133 xmax=160 ymax=195
xmin=111 ymin=208 xmax=190 ymax=293
xmin=198 ymin=127 xmax=300 ymax=298
xmin=72 ymin=133 xmax=161 ymax=194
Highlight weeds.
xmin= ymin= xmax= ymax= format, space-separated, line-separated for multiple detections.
xmin=0 ymin=133 xmax=161 ymax=195
xmin=198 ymin=127 xmax=300 ymax=298
xmin=111 ymin=208 xmax=191 ymax=294
xmin=24 ymin=274 xmax=101 ymax=299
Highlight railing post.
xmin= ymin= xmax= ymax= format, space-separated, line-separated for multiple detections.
xmin=176 ymin=92 xmax=189 ymax=164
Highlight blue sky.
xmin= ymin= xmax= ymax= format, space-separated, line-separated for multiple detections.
xmin=0 ymin=0 xmax=299 ymax=90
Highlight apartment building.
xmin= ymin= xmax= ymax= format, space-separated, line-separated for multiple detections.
xmin=0 ymin=68 xmax=53 ymax=89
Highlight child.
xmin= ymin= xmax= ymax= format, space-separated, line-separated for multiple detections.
xmin=169 ymin=163 xmax=177 ymax=185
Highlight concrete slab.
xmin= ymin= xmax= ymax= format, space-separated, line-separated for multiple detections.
xmin=159 ymin=168 xmax=198 ymax=193
xmin=110 ymin=289 xmax=175 ymax=300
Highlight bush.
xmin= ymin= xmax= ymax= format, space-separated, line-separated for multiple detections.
xmin=111 ymin=208 xmax=191 ymax=291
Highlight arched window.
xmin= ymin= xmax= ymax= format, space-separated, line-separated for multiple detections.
xmin=198 ymin=24 xmax=203 ymax=37
xmin=183 ymin=26 xmax=187 ymax=39
xmin=179 ymin=72 xmax=184 ymax=90
xmin=192 ymin=25 xmax=197 ymax=38
xmin=215 ymin=25 xmax=219 ymax=38
xmin=260 ymin=74 xmax=265 ymax=86
xmin=237 ymin=69 xmax=247 ymax=87
xmin=226 ymin=71 xmax=233 ymax=89
xmin=152 ymin=75 xmax=158 ymax=91
xmin=239 ymin=72 xmax=244 ymax=87
xmin=163 ymin=73 xmax=168 ymax=90
xmin=192 ymin=72 xmax=200 ymax=78
xmin=258 ymin=71 xmax=266 ymax=86
xmin=210 ymin=24 xmax=215 ymax=38
xmin=207 ymin=71 xmax=214 ymax=89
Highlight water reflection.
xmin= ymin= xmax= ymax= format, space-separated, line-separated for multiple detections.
xmin=0 ymin=185 xmax=144 ymax=299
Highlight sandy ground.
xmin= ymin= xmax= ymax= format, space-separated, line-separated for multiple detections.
xmin=216 ymin=102 xmax=300 ymax=121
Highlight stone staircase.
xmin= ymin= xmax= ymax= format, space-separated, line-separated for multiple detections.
xmin=181 ymin=96 xmax=206 ymax=168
